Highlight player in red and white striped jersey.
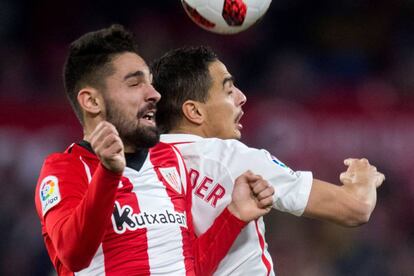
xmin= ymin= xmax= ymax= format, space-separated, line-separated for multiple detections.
xmin=151 ymin=46 xmax=386 ymax=276
xmin=34 ymin=25 xmax=275 ymax=275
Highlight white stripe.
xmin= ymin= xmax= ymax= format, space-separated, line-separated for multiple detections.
xmin=124 ymin=161 xmax=187 ymax=275
xmin=213 ymin=219 xmax=274 ymax=275
xmin=74 ymin=159 xmax=107 ymax=275
xmin=171 ymin=146 xmax=188 ymax=194
xmin=80 ymin=157 xmax=92 ymax=183
xmin=74 ymin=244 xmax=106 ymax=276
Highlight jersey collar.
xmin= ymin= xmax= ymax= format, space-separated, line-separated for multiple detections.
xmin=160 ymin=133 xmax=204 ymax=143
xmin=65 ymin=142 xmax=98 ymax=160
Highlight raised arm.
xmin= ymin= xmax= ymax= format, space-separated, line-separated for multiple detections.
xmin=37 ymin=122 xmax=125 ymax=271
xmin=303 ymin=158 xmax=385 ymax=226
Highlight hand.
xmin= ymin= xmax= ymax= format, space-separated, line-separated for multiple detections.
xmin=89 ymin=121 xmax=126 ymax=173
xmin=340 ymin=158 xmax=385 ymax=209
xmin=227 ymin=171 xmax=275 ymax=222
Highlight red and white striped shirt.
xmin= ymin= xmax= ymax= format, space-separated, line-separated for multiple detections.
xmin=35 ymin=141 xmax=246 ymax=275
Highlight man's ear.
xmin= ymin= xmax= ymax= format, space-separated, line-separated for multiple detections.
xmin=182 ymin=100 xmax=204 ymax=125
xmin=77 ymin=87 xmax=103 ymax=116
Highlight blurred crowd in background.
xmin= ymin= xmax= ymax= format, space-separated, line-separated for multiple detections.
xmin=0 ymin=1 xmax=413 ymax=275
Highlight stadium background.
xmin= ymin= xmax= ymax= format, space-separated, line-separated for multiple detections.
xmin=0 ymin=1 xmax=413 ymax=275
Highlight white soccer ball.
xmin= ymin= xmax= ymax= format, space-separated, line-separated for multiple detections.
xmin=181 ymin=0 xmax=272 ymax=34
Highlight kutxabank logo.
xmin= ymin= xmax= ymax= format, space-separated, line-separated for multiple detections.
xmin=111 ymin=201 xmax=187 ymax=234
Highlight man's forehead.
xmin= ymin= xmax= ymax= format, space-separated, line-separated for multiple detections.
xmin=209 ymin=60 xmax=229 ymax=74
xmin=209 ymin=60 xmax=232 ymax=81
xmin=111 ymin=52 xmax=150 ymax=77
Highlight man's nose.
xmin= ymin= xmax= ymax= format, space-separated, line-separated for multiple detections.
xmin=236 ymin=87 xmax=247 ymax=106
xmin=146 ymin=84 xmax=161 ymax=103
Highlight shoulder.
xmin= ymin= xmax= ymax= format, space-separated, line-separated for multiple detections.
xmin=35 ymin=152 xmax=89 ymax=218
xmin=38 ymin=151 xmax=90 ymax=183
xmin=193 ymin=139 xmax=295 ymax=175
xmin=42 ymin=152 xmax=84 ymax=170
xmin=196 ymin=137 xmax=247 ymax=147
xmin=177 ymin=137 xmax=250 ymax=156
xmin=150 ymin=142 xmax=180 ymax=159
xmin=198 ymin=138 xmax=263 ymax=164
xmin=149 ymin=142 xmax=186 ymax=169
xmin=207 ymin=138 xmax=248 ymax=149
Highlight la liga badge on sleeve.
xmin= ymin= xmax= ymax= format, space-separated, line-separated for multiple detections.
xmin=40 ymin=175 xmax=61 ymax=216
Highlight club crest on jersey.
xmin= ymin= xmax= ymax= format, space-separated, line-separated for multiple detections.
xmin=112 ymin=201 xmax=187 ymax=234
xmin=39 ymin=175 xmax=61 ymax=216
xmin=159 ymin=167 xmax=182 ymax=193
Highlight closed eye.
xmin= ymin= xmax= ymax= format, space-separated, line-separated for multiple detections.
xmin=129 ymin=81 xmax=142 ymax=87
xmin=222 ymin=76 xmax=235 ymax=89
xmin=124 ymin=70 xmax=147 ymax=87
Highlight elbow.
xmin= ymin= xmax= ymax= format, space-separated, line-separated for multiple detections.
xmin=61 ymin=256 xmax=90 ymax=272
xmin=61 ymin=256 xmax=91 ymax=272
xmin=59 ymin=247 xmax=93 ymax=272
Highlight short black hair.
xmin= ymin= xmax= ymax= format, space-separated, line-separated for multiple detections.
xmin=63 ymin=24 xmax=139 ymax=123
xmin=151 ymin=46 xmax=218 ymax=133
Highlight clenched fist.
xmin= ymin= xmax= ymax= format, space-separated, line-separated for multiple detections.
xmin=340 ymin=158 xmax=385 ymax=189
xmin=228 ymin=171 xmax=275 ymax=222
xmin=89 ymin=121 xmax=126 ymax=173
xmin=340 ymin=158 xmax=385 ymax=213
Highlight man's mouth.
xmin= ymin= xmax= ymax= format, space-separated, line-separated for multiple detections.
xmin=235 ymin=111 xmax=244 ymax=130
xmin=138 ymin=105 xmax=157 ymax=125
xmin=142 ymin=110 xmax=155 ymax=122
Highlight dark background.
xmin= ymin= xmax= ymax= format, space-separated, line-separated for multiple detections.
xmin=0 ymin=1 xmax=413 ymax=275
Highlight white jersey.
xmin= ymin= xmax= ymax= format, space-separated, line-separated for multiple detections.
xmin=160 ymin=134 xmax=313 ymax=276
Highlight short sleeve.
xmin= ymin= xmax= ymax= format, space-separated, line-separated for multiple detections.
xmin=204 ymin=139 xmax=313 ymax=216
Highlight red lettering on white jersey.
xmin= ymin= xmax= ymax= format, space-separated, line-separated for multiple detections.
xmin=190 ymin=169 xmax=226 ymax=208
xmin=206 ymin=184 xmax=226 ymax=208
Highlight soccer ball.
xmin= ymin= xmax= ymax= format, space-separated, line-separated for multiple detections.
xmin=181 ymin=0 xmax=272 ymax=34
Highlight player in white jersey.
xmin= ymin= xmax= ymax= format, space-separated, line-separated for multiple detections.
xmin=151 ymin=46 xmax=386 ymax=275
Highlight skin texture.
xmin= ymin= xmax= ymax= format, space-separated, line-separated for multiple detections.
xmin=89 ymin=121 xmax=125 ymax=173
xmin=305 ymin=158 xmax=385 ymax=226
xmin=80 ymin=52 xmax=160 ymax=154
xmin=200 ymin=61 xmax=246 ymax=139
xmin=178 ymin=60 xmax=247 ymax=139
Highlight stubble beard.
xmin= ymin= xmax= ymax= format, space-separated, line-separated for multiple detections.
xmin=105 ymin=103 xmax=160 ymax=150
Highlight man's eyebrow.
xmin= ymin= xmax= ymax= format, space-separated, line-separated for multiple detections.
xmin=124 ymin=70 xmax=145 ymax=81
xmin=222 ymin=76 xmax=234 ymax=88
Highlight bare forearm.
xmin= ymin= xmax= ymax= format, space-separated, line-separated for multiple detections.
xmin=303 ymin=179 xmax=374 ymax=227
xmin=302 ymin=158 xmax=384 ymax=227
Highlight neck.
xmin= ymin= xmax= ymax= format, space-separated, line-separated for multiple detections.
xmin=82 ymin=121 xmax=96 ymax=143
xmin=124 ymin=145 xmax=136 ymax=153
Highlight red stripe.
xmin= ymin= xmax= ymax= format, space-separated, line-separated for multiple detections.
xmin=254 ymin=220 xmax=272 ymax=276
xmin=101 ymin=176 xmax=150 ymax=275
xmin=149 ymin=142 xmax=195 ymax=276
